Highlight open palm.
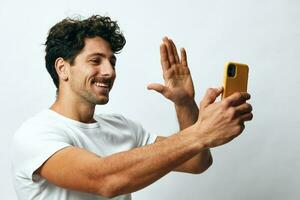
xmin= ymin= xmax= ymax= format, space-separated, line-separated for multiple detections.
xmin=148 ymin=37 xmax=195 ymax=105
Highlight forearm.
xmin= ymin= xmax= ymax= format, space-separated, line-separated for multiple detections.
xmin=173 ymin=149 xmax=212 ymax=173
xmin=174 ymin=100 xmax=212 ymax=173
xmin=93 ymin=127 xmax=205 ymax=197
xmin=175 ymin=99 xmax=199 ymax=130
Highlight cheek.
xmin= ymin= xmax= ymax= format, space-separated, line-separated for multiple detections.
xmin=69 ymin=67 xmax=95 ymax=86
xmin=89 ymin=68 xmax=99 ymax=78
xmin=81 ymin=66 xmax=98 ymax=80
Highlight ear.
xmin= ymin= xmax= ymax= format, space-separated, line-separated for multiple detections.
xmin=55 ymin=57 xmax=69 ymax=81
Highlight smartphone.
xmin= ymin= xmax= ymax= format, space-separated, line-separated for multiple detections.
xmin=222 ymin=62 xmax=249 ymax=99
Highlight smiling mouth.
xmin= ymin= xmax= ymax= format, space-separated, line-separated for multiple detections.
xmin=91 ymin=78 xmax=112 ymax=92
xmin=94 ymin=82 xmax=110 ymax=88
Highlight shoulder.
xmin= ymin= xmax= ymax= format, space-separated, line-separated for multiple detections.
xmin=13 ymin=110 xmax=68 ymax=142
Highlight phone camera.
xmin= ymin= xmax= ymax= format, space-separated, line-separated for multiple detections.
xmin=227 ymin=64 xmax=236 ymax=77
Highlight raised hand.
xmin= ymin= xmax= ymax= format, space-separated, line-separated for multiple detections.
xmin=147 ymin=37 xmax=195 ymax=106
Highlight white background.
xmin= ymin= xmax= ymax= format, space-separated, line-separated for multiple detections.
xmin=1 ymin=0 xmax=300 ymax=199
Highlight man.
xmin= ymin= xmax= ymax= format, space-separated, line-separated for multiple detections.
xmin=12 ymin=15 xmax=253 ymax=200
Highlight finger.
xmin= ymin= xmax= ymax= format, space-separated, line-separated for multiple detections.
xmin=200 ymin=87 xmax=223 ymax=109
xmin=160 ymin=44 xmax=170 ymax=71
xmin=180 ymin=48 xmax=188 ymax=67
xmin=163 ymin=37 xmax=175 ymax=65
xmin=239 ymin=112 xmax=253 ymax=122
xmin=169 ymin=39 xmax=180 ymax=63
xmin=225 ymin=92 xmax=251 ymax=106
xmin=147 ymin=83 xmax=172 ymax=99
xmin=235 ymin=103 xmax=252 ymax=115
xmin=239 ymin=123 xmax=245 ymax=133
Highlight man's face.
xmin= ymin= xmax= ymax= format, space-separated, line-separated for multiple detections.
xmin=67 ymin=36 xmax=116 ymax=105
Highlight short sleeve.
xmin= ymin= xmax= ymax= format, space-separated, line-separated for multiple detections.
xmin=12 ymin=123 xmax=72 ymax=181
xmin=119 ymin=116 xmax=157 ymax=147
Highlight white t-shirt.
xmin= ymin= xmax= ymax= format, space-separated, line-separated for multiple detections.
xmin=12 ymin=109 xmax=157 ymax=200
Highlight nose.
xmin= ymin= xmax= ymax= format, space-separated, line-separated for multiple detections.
xmin=101 ymin=60 xmax=115 ymax=77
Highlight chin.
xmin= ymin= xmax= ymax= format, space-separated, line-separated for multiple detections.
xmin=94 ymin=97 xmax=109 ymax=105
xmin=96 ymin=100 xmax=109 ymax=105
xmin=83 ymin=91 xmax=110 ymax=105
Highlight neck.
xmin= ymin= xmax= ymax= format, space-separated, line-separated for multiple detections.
xmin=50 ymin=90 xmax=96 ymax=124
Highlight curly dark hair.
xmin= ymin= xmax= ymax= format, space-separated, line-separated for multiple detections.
xmin=45 ymin=15 xmax=126 ymax=89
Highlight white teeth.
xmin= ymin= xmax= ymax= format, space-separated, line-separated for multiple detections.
xmin=94 ymin=82 xmax=109 ymax=87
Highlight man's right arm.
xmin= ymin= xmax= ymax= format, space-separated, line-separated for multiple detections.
xmin=37 ymin=90 xmax=253 ymax=198
xmin=37 ymin=128 xmax=202 ymax=198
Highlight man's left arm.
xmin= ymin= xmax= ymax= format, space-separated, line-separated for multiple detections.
xmin=148 ymin=37 xmax=212 ymax=174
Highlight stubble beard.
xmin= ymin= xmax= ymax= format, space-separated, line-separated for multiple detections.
xmin=71 ymin=82 xmax=110 ymax=106
xmin=81 ymin=88 xmax=110 ymax=105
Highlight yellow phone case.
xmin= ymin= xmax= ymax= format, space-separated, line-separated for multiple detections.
xmin=222 ymin=62 xmax=249 ymax=99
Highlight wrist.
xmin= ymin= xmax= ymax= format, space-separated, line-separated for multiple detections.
xmin=174 ymin=99 xmax=198 ymax=115
xmin=183 ymin=124 xmax=210 ymax=151
xmin=174 ymin=97 xmax=196 ymax=108
xmin=175 ymin=99 xmax=199 ymax=115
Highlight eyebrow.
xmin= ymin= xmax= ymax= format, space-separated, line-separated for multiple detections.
xmin=87 ymin=53 xmax=116 ymax=61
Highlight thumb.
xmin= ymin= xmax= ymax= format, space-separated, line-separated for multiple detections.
xmin=200 ymin=87 xmax=223 ymax=109
xmin=147 ymin=83 xmax=172 ymax=99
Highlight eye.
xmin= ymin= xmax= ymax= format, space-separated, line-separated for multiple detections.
xmin=89 ymin=58 xmax=101 ymax=65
